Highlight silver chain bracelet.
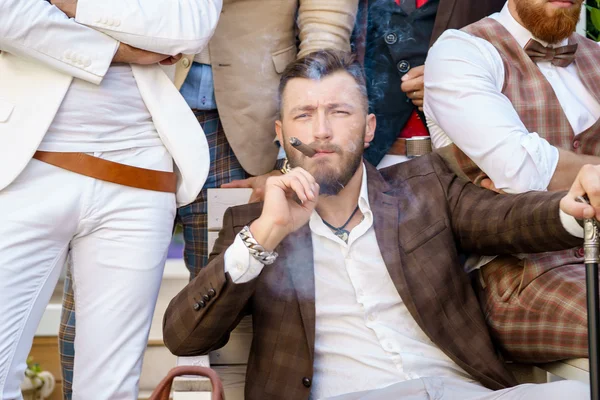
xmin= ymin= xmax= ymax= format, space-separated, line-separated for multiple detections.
xmin=239 ymin=226 xmax=278 ymax=265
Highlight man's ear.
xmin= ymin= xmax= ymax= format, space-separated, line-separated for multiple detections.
xmin=365 ymin=113 xmax=376 ymax=144
xmin=275 ymin=120 xmax=283 ymax=143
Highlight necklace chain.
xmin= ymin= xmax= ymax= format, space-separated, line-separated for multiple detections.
xmin=322 ymin=205 xmax=360 ymax=243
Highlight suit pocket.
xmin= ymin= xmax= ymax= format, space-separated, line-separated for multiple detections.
xmin=271 ymin=45 xmax=297 ymax=74
xmin=0 ymin=99 xmax=14 ymax=122
xmin=402 ymin=220 xmax=448 ymax=254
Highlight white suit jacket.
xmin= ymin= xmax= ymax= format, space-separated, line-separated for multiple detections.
xmin=0 ymin=0 xmax=222 ymax=206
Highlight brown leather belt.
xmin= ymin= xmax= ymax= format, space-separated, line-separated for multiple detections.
xmin=33 ymin=151 xmax=177 ymax=193
xmin=388 ymin=136 xmax=432 ymax=158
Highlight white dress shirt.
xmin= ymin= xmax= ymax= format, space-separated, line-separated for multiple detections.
xmin=424 ymin=2 xmax=600 ymax=194
xmin=39 ymin=64 xmax=163 ymax=152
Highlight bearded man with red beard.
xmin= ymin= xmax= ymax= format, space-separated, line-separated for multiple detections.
xmin=424 ymin=0 xmax=600 ymax=363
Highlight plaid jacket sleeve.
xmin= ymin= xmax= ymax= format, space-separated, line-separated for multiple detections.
xmin=163 ymin=204 xmax=262 ymax=356
xmin=431 ymin=154 xmax=583 ymax=255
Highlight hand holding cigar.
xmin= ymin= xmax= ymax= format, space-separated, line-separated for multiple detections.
xmin=289 ymin=137 xmax=317 ymax=157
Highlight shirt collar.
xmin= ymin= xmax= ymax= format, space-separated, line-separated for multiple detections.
xmin=358 ymin=162 xmax=371 ymax=214
xmin=309 ymin=163 xmax=372 ymax=240
xmin=493 ymin=2 xmax=569 ymax=48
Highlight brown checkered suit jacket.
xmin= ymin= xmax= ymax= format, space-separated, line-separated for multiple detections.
xmin=163 ymin=154 xmax=581 ymax=400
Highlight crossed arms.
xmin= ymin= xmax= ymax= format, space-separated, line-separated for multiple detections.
xmin=0 ymin=0 xmax=222 ymax=84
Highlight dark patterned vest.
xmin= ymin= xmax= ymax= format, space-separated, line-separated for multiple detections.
xmin=363 ymin=0 xmax=439 ymax=166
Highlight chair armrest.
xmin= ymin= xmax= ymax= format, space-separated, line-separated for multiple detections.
xmin=172 ymin=356 xmax=213 ymax=393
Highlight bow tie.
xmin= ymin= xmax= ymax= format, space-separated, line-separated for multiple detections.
xmin=523 ymin=39 xmax=578 ymax=67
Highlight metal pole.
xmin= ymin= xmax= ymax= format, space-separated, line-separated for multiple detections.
xmin=583 ymin=216 xmax=600 ymax=400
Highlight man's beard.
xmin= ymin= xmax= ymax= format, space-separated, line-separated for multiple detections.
xmin=515 ymin=0 xmax=582 ymax=44
xmin=283 ymin=132 xmax=365 ymax=196
xmin=310 ymin=149 xmax=363 ymax=195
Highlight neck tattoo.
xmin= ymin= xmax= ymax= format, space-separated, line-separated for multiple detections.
xmin=321 ymin=205 xmax=361 ymax=243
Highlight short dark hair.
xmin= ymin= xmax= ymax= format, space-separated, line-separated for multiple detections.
xmin=277 ymin=50 xmax=369 ymax=115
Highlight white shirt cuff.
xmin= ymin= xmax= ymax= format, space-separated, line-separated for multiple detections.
xmin=519 ymin=133 xmax=559 ymax=191
xmin=559 ymin=209 xmax=584 ymax=238
xmin=224 ymin=234 xmax=266 ymax=283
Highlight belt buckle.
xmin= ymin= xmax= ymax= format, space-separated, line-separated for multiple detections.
xmin=405 ymin=136 xmax=432 ymax=158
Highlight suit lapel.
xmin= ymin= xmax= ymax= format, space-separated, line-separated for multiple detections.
xmin=281 ymin=224 xmax=316 ymax=360
xmin=431 ymin=0 xmax=458 ymax=45
xmin=365 ymin=164 xmax=423 ymax=327
xmin=365 ymin=163 xmax=515 ymax=388
xmin=368 ymin=164 xmax=475 ymax=363
xmin=570 ymin=35 xmax=600 ymax=107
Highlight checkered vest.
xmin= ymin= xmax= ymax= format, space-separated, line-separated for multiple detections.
xmin=440 ymin=17 xmax=600 ymax=185
xmin=439 ymin=18 xmax=600 ymax=277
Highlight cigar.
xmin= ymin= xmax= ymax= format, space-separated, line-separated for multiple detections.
xmin=289 ymin=137 xmax=317 ymax=157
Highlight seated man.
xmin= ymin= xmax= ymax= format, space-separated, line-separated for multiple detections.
xmin=163 ymin=50 xmax=592 ymax=400
xmin=424 ymin=0 xmax=596 ymax=362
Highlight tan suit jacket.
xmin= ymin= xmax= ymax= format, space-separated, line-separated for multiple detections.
xmin=163 ymin=155 xmax=581 ymax=400
xmin=173 ymin=0 xmax=359 ymax=176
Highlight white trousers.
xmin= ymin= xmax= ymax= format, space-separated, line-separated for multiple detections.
xmin=327 ymin=376 xmax=590 ymax=400
xmin=0 ymin=146 xmax=176 ymax=400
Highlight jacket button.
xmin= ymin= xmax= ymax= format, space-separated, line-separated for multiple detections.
xmin=577 ymin=247 xmax=585 ymax=258
xmin=302 ymin=377 xmax=311 ymax=388
xmin=182 ymin=58 xmax=191 ymax=68
xmin=202 ymin=294 xmax=210 ymax=302
xmin=193 ymin=302 xmax=201 ymax=311
xmin=384 ymin=32 xmax=398 ymax=45
xmin=198 ymin=300 xmax=206 ymax=308
xmin=208 ymin=288 xmax=216 ymax=298
xmin=573 ymin=140 xmax=581 ymax=149
xmin=397 ymin=60 xmax=410 ymax=73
